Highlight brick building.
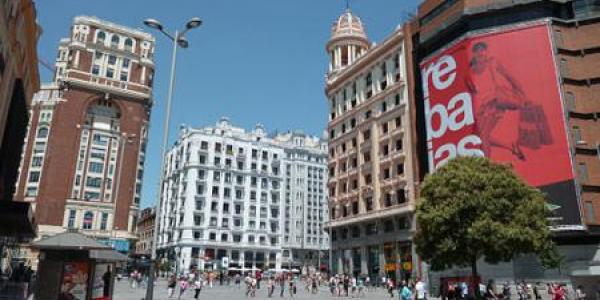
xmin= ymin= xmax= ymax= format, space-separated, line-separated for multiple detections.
xmin=409 ymin=0 xmax=600 ymax=294
xmin=16 ymin=16 xmax=155 ymax=253
xmin=0 ymin=0 xmax=40 ymax=277
xmin=135 ymin=207 xmax=155 ymax=255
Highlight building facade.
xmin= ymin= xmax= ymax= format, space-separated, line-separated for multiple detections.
xmin=410 ymin=0 xmax=600 ymax=295
xmin=273 ymin=131 xmax=329 ymax=272
xmin=157 ymin=118 xmax=329 ymax=273
xmin=15 ymin=16 xmax=155 ymax=253
xmin=0 ymin=0 xmax=40 ymax=281
xmin=135 ymin=206 xmax=155 ymax=255
xmin=325 ymin=10 xmax=419 ymax=281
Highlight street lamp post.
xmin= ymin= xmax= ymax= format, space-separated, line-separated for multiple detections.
xmin=144 ymin=17 xmax=202 ymax=300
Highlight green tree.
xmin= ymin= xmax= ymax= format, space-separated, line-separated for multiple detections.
xmin=414 ymin=157 xmax=560 ymax=297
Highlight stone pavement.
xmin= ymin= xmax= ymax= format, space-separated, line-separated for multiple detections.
xmin=113 ymin=279 xmax=404 ymax=300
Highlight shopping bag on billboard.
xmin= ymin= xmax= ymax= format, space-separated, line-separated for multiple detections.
xmin=518 ymin=103 xmax=552 ymax=149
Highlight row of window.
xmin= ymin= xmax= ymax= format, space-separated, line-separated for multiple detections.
xmin=330 ymin=93 xmax=403 ymax=140
xmin=91 ymin=51 xmax=131 ymax=82
xmin=95 ymin=30 xmax=136 ymax=52
xmin=329 ymin=53 xmax=402 ymax=121
xmin=330 ymin=189 xmax=406 ymax=220
xmin=192 ymin=231 xmax=280 ymax=246
xmin=66 ymin=209 xmax=110 ymax=231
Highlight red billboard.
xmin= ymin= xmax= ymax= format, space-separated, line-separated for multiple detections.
xmin=420 ymin=23 xmax=580 ymax=226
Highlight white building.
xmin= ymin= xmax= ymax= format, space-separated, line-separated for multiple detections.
xmin=274 ymin=131 xmax=329 ymax=272
xmin=157 ymin=118 xmax=328 ymax=273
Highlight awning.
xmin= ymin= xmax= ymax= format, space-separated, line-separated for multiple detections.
xmin=0 ymin=201 xmax=36 ymax=241
xmin=89 ymin=249 xmax=129 ymax=262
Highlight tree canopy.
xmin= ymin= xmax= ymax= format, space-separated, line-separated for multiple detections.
xmin=414 ymin=157 xmax=560 ymax=278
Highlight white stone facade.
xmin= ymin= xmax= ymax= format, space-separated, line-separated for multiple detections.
xmin=157 ymin=118 xmax=328 ymax=273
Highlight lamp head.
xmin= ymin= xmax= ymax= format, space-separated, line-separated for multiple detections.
xmin=186 ymin=17 xmax=202 ymax=29
xmin=177 ymin=36 xmax=189 ymax=48
xmin=143 ymin=18 xmax=163 ymax=31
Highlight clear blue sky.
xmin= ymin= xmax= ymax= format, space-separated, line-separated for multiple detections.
xmin=35 ymin=0 xmax=419 ymax=208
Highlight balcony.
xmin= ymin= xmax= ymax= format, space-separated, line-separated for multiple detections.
xmin=361 ymin=185 xmax=374 ymax=196
xmin=391 ymin=150 xmax=405 ymax=161
xmin=380 ymin=176 xmax=406 ymax=190
xmin=392 ymin=126 xmax=404 ymax=137
xmin=379 ymin=154 xmax=393 ymax=165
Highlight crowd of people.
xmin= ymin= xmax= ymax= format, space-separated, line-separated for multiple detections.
xmin=131 ymin=269 xmax=595 ymax=300
xmin=440 ymin=280 xmax=590 ymax=300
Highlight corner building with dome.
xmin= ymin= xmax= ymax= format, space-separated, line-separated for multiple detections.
xmin=324 ymin=9 xmax=420 ymax=281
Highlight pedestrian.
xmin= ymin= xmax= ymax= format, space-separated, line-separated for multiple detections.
xmin=178 ymin=276 xmax=189 ymax=300
xmin=486 ymin=280 xmax=498 ymax=300
xmin=415 ymin=277 xmax=426 ymax=300
xmin=168 ymin=275 xmax=177 ymax=298
xmin=387 ymin=278 xmax=396 ymax=298
xmin=401 ymin=281 xmax=413 ymax=300
xmin=357 ymin=277 xmax=365 ymax=298
xmin=503 ymin=282 xmax=512 ymax=300
xmin=312 ymin=276 xmax=318 ymax=294
xmin=550 ymin=283 xmax=566 ymax=300
xmin=279 ymin=275 xmax=286 ymax=297
xmin=289 ymin=275 xmax=296 ymax=298
xmin=344 ymin=275 xmax=350 ymax=297
xmin=267 ymin=277 xmax=275 ymax=297
xmin=193 ymin=275 xmax=203 ymax=300
xmin=251 ymin=276 xmax=258 ymax=297
xmin=534 ymin=283 xmax=542 ymax=300
xmin=330 ymin=275 xmax=336 ymax=296
xmin=576 ymin=285 xmax=587 ymax=300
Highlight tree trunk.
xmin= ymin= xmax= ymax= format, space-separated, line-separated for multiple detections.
xmin=471 ymin=257 xmax=480 ymax=300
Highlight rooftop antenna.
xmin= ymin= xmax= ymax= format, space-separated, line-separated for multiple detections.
xmin=346 ymin=0 xmax=351 ymax=11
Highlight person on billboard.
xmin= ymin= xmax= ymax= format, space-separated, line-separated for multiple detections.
xmin=466 ymin=41 xmax=553 ymax=161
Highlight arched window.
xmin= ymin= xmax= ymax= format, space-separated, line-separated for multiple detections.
xmin=111 ymin=35 xmax=120 ymax=48
xmin=124 ymin=38 xmax=134 ymax=52
xmin=82 ymin=211 xmax=94 ymax=230
xmin=37 ymin=127 xmax=48 ymax=139
xmin=96 ymin=31 xmax=106 ymax=44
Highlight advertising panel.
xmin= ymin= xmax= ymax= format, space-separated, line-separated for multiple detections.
xmin=59 ymin=262 xmax=89 ymax=300
xmin=420 ymin=23 xmax=581 ymax=226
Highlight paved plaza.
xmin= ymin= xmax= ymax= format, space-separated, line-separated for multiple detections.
xmin=112 ymin=278 xmax=399 ymax=300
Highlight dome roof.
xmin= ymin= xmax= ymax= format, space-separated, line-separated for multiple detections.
xmin=329 ymin=9 xmax=369 ymax=45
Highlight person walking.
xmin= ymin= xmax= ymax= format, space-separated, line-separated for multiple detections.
xmin=178 ymin=276 xmax=189 ymax=300
xmin=503 ymin=282 xmax=511 ymax=300
xmin=576 ymin=285 xmax=587 ymax=300
xmin=279 ymin=275 xmax=286 ymax=298
xmin=486 ymin=280 xmax=498 ymax=300
xmin=415 ymin=278 xmax=427 ymax=300
xmin=289 ymin=275 xmax=296 ymax=298
xmin=550 ymin=283 xmax=566 ymax=300
xmin=330 ymin=275 xmax=336 ymax=296
xmin=193 ymin=275 xmax=203 ymax=300
xmin=400 ymin=281 xmax=413 ymax=300
xmin=387 ymin=278 xmax=396 ymax=298
xmin=267 ymin=277 xmax=275 ymax=298
xmin=168 ymin=275 xmax=177 ymax=298
xmin=357 ymin=277 xmax=365 ymax=298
